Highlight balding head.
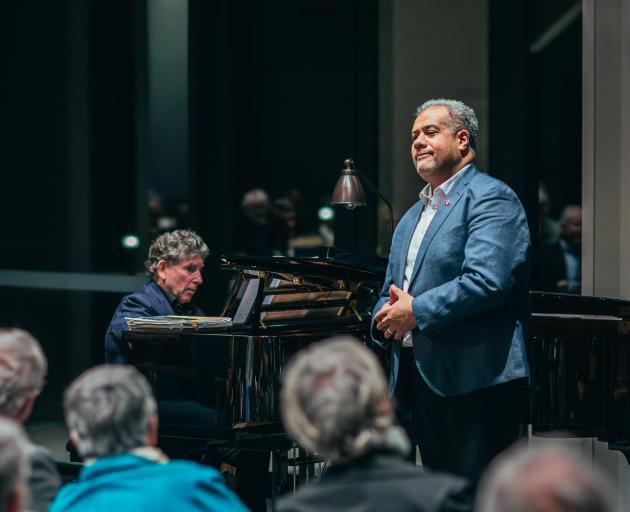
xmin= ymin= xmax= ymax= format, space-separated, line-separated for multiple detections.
xmin=476 ymin=442 xmax=613 ymax=512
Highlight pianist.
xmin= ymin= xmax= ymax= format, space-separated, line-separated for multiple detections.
xmin=105 ymin=229 xmax=209 ymax=363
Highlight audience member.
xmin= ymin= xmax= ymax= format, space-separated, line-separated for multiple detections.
xmin=0 ymin=417 xmax=29 ymax=512
xmin=50 ymin=365 xmax=248 ymax=512
xmin=476 ymin=441 xmax=614 ymax=512
xmin=235 ymin=188 xmax=278 ymax=256
xmin=0 ymin=328 xmax=61 ymax=512
xmin=276 ymin=337 xmax=472 ymax=512
xmin=105 ymin=229 xmax=209 ymax=363
xmin=532 ymin=205 xmax=582 ymax=294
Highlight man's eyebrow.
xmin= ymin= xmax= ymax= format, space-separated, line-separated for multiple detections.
xmin=412 ymin=124 xmax=440 ymax=135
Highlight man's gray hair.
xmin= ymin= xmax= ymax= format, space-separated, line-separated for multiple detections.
xmin=281 ymin=337 xmax=408 ymax=462
xmin=0 ymin=417 xmax=29 ymax=512
xmin=64 ymin=365 xmax=157 ymax=459
xmin=144 ymin=229 xmax=209 ymax=279
xmin=476 ymin=442 xmax=614 ymax=512
xmin=415 ymin=98 xmax=479 ymax=151
xmin=0 ymin=328 xmax=47 ymax=418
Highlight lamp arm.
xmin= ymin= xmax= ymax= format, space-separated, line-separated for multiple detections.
xmin=354 ymin=168 xmax=394 ymax=247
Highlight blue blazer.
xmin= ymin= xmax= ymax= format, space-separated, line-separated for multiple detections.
xmin=372 ymin=165 xmax=531 ymax=397
xmin=105 ymin=281 xmax=203 ymax=364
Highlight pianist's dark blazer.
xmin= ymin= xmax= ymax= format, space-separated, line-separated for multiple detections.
xmin=104 ymin=281 xmax=203 ymax=363
xmin=276 ymin=449 xmax=472 ymax=512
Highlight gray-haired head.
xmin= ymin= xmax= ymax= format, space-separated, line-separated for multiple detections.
xmin=0 ymin=328 xmax=47 ymax=420
xmin=0 ymin=417 xmax=29 ymax=512
xmin=414 ymin=98 xmax=479 ymax=152
xmin=559 ymin=205 xmax=582 ymax=226
xmin=144 ymin=229 xmax=209 ymax=280
xmin=281 ymin=337 xmax=409 ymax=462
xmin=476 ymin=441 xmax=614 ymax=512
xmin=64 ymin=365 xmax=157 ymax=459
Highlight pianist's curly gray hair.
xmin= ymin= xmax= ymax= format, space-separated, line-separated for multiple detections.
xmin=144 ymin=229 xmax=209 ymax=280
xmin=64 ymin=365 xmax=157 ymax=459
xmin=281 ymin=337 xmax=409 ymax=462
xmin=0 ymin=328 xmax=47 ymax=418
xmin=415 ymin=98 xmax=479 ymax=153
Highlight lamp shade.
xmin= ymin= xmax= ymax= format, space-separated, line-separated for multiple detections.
xmin=330 ymin=159 xmax=367 ymax=209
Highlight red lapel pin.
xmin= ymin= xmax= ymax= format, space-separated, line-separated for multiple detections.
xmin=444 ymin=200 xmax=451 ymax=207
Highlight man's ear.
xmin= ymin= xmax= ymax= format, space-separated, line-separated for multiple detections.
xmin=69 ymin=430 xmax=81 ymax=450
xmin=14 ymin=394 xmax=36 ymax=423
xmin=155 ymin=260 xmax=168 ymax=282
xmin=147 ymin=414 xmax=159 ymax=447
xmin=7 ymin=485 xmax=24 ymax=512
xmin=457 ymin=129 xmax=470 ymax=152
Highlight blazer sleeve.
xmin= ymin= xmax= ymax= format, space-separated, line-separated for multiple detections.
xmin=370 ymin=210 xmax=412 ymax=346
xmin=412 ymin=185 xmax=530 ymax=336
xmin=105 ymin=291 xmax=158 ymax=363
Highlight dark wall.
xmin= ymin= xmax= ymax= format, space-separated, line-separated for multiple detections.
xmin=490 ymin=0 xmax=582 ymax=242
xmin=1 ymin=0 xmax=379 ymax=420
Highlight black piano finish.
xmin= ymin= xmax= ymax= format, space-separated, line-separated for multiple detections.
xmin=124 ymin=250 xmax=387 ymax=453
xmin=531 ymin=291 xmax=630 ymax=459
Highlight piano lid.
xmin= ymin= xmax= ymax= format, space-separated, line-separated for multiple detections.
xmin=531 ymin=291 xmax=630 ymax=319
xmin=218 ymin=249 xmax=387 ymax=335
xmin=218 ymin=247 xmax=387 ymax=281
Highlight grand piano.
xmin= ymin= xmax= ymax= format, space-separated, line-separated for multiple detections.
xmin=124 ymin=249 xmax=388 ymax=459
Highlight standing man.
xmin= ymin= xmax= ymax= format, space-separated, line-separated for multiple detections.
xmin=105 ymin=229 xmax=208 ymax=363
xmin=373 ymin=99 xmax=530 ymax=486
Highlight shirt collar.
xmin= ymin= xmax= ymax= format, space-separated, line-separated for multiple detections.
xmin=419 ymin=163 xmax=471 ymax=207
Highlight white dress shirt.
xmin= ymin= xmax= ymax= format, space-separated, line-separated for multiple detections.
xmin=401 ymin=165 xmax=469 ymax=347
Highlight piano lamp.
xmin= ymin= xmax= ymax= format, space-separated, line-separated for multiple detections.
xmin=330 ymin=158 xmax=394 ymax=245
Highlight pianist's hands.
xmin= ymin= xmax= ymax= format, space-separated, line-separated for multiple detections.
xmin=375 ymin=285 xmax=417 ymax=340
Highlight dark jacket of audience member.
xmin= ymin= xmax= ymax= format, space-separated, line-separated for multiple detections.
xmin=276 ymin=337 xmax=472 ymax=512
xmin=0 ymin=329 xmax=61 ymax=511
xmin=277 ymin=447 xmax=470 ymax=512
xmin=0 ymin=417 xmax=30 ymax=512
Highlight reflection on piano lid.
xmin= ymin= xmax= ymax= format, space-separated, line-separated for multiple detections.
xmin=220 ymin=248 xmax=387 ymax=336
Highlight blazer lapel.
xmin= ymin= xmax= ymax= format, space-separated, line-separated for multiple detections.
xmin=408 ymin=165 xmax=478 ymax=286
xmin=147 ymin=282 xmax=175 ymax=316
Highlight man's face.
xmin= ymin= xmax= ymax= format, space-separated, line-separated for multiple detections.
xmin=410 ymin=106 xmax=469 ymax=187
xmin=560 ymin=208 xmax=582 ymax=251
xmin=157 ymin=254 xmax=204 ymax=303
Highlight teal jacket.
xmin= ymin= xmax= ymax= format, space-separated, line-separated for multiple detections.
xmin=50 ymin=454 xmax=249 ymax=512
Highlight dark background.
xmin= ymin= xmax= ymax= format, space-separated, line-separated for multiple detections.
xmin=0 ymin=0 xmax=581 ymax=421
